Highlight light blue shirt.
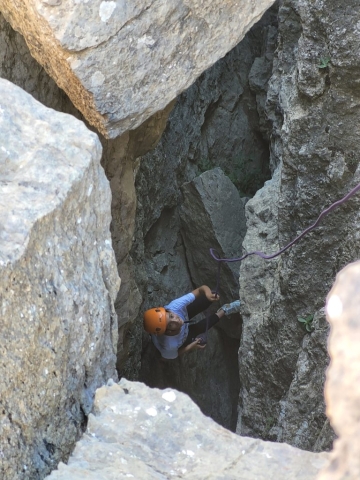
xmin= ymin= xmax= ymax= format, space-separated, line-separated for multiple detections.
xmin=151 ymin=292 xmax=195 ymax=359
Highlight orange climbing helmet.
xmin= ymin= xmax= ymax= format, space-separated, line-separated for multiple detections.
xmin=143 ymin=307 xmax=167 ymax=335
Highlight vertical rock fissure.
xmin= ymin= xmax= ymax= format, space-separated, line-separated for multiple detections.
xmin=135 ymin=5 xmax=278 ymax=432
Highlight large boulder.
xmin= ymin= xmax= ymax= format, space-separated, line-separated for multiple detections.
xmin=44 ymin=378 xmax=329 ymax=479
xmin=0 ymin=11 xmax=173 ymax=382
xmin=0 ymin=79 xmax=120 ymax=479
xmin=0 ymin=0 xmax=276 ymax=138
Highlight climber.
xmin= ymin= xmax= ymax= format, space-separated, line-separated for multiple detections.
xmin=143 ymin=284 xmax=241 ymax=359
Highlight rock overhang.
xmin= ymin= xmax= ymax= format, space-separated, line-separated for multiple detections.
xmin=0 ymin=0 xmax=276 ymax=138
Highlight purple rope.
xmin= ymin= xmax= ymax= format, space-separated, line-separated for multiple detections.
xmin=210 ymin=181 xmax=360 ymax=264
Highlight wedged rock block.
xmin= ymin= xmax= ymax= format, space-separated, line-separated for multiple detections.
xmin=0 ymin=79 xmax=120 ymax=479
xmin=45 ymin=378 xmax=329 ymax=479
xmin=180 ymin=168 xmax=247 ymax=337
xmin=0 ymin=0 xmax=276 ymax=138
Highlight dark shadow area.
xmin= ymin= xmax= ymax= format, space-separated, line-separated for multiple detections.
xmin=140 ymin=322 xmax=241 ymax=432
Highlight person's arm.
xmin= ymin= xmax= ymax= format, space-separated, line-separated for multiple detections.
xmin=178 ymin=338 xmax=206 ymax=356
xmin=191 ymin=285 xmax=219 ymax=302
xmin=160 ymin=339 xmax=206 ymax=360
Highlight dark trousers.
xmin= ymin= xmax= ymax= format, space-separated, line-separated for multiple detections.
xmin=182 ymin=295 xmax=220 ymax=347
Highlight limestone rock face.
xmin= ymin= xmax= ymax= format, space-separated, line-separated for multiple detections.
xmin=0 ymin=79 xmax=120 ymax=479
xmin=45 ymin=379 xmax=329 ymax=480
xmin=0 ymin=0 xmax=276 ymax=138
xmin=238 ymin=0 xmax=360 ymax=451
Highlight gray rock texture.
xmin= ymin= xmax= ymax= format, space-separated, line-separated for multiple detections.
xmin=44 ymin=379 xmax=329 ymax=480
xmin=0 ymin=79 xmax=120 ymax=479
xmin=3 ymin=0 xmax=347 ymax=464
xmin=0 ymin=0 xmax=276 ymax=138
xmin=238 ymin=0 xmax=360 ymax=452
xmin=318 ymin=260 xmax=360 ymax=480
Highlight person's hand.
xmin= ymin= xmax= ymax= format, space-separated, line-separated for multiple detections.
xmin=201 ymin=285 xmax=220 ymax=302
xmin=192 ymin=285 xmax=220 ymax=302
xmin=190 ymin=338 xmax=207 ymax=351
xmin=178 ymin=338 xmax=206 ymax=356
xmin=206 ymin=290 xmax=220 ymax=302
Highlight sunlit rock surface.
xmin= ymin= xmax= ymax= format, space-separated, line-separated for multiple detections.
xmin=45 ymin=379 xmax=329 ymax=479
xmin=0 ymin=12 xmax=173 ymax=383
xmin=0 ymin=0 xmax=276 ymax=138
xmin=317 ymin=260 xmax=360 ymax=480
xmin=0 ymin=79 xmax=120 ymax=479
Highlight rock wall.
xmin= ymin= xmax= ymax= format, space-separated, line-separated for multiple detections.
xmin=238 ymin=0 xmax=360 ymax=451
xmin=0 ymin=5 xmax=280 ymax=435
xmin=0 ymin=0 xmax=276 ymax=138
xmin=3 ymin=0 xmax=356 ymax=474
xmin=0 ymin=79 xmax=119 ymax=478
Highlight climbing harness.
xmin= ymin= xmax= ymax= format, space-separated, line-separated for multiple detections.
xmin=210 ymin=181 xmax=360 ymax=267
xmin=184 ymin=306 xmax=210 ymax=344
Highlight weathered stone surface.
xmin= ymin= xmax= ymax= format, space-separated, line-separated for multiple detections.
xmin=317 ymin=261 xmax=360 ymax=480
xmin=45 ymin=379 xmax=329 ymax=480
xmin=0 ymin=0 xmax=276 ymax=138
xmin=238 ymin=0 xmax=360 ymax=451
xmin=180 ymin=168 xmax=247 ymax=338
xmin=0 ymin=79 xmax=120 ymax=479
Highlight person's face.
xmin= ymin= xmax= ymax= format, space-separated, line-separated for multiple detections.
xmin=165 ymin=311 xmax=184 ymax=336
